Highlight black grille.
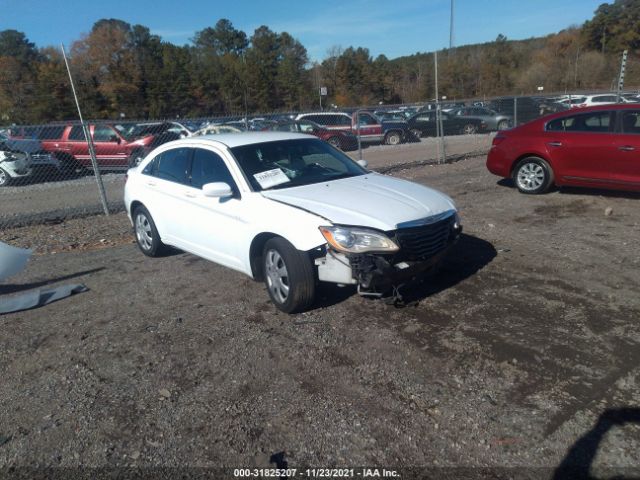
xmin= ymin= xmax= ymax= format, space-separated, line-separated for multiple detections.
xmin=394 ymin=216 xmax=454 ymax=260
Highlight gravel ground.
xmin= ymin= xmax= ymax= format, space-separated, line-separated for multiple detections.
xmin=1 ymin=152 xmax=639 ymax=479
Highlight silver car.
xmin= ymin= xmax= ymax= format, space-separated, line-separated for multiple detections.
xmin=451 ymin=107 xmax=512 ymax=131
xmin=0 ymin=133 xmax=60 ymax=186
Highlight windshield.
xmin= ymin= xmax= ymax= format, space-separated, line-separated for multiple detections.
xmin=230 ymin=138 xmax=367 ymax=191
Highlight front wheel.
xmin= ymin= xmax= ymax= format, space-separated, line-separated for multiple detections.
xmin=410 ymin=128 xmax=422 ymax=139
xmin=384 ymin=131 xmax=402 ymax=145
xmin=462 ymin=123 xmax=477 ymax=135
xmin=326 ymin=136 xmax=342 ymax=149
xmin=513 ymin=157 xmax=554 ymax=194
xmin=497 ymin=120 xmax=509 ymax=130
xmin=0 ymin=167 xmax=11 ymax=187
xmin=263 ymin=238 xmax=315 ymax=313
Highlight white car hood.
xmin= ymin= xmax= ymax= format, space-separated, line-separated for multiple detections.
xmin=261 ymin=173 xmax=456 ymax=231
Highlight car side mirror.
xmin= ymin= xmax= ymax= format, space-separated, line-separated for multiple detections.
xmin=202 ymin=182 xmax=233 ymax=198
xmin=357 ymin=159 xmax=368 ymax=169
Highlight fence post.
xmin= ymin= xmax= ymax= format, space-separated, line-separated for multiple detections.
xmin=513 ymin=97 xmax=518 ymax=127
xmin=61 ymin=43 xmax=109 ymax=217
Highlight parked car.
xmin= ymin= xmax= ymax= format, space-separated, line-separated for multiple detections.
xmin=124 ymin=132 xmax=462 ymax=312
xmin=37 ymin=123 xmax=162 ymax=170
xmin=570 ymin=94 xmax=634 ymax=108
xmin=489 ymin=96 xmax=549 ymax=124
xmin=486 ymin=104 xmax=640 ymax=194
xmin=295 ymin=111 xmax=410 ymax=145
xmin=440 ymin=102 xmax=466 ymax=113
xmin=0 ymin=132 xmax=60 ymax=186
xmin=407 ymin=110 xmax=487 ymax=137
xmin=266 ymin=119 xmax=358 ymax=150
xmin=450 ymin=106 xmax=512 ymax=131
xmin=193 ymin=124 xmax=244 ymax=136
xmin=122 ymin=121 xmax=196 ymax=139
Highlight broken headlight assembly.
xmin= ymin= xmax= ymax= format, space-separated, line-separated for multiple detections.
xmin=319 ymin=226 xmax=399 ymax=254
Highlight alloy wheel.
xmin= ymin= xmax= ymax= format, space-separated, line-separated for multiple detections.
xmin=265 ymin=249 xmax=289 ymax=304
xmin=516 ymin=162 xmax=545 ymax=191
xmin=135 ymin=213 xmax=153 ymax=251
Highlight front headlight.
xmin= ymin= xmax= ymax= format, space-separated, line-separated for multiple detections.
xmin=319 ymin=226 xmax=399 ymax=254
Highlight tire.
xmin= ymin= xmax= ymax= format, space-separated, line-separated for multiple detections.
xmin=56 ymin=154 xmax=85 ymax=179
xmin=384 ymin=131 xmax=402 ymax=145
xmin=497 ymin=120 xmax=509 ymax=131
xmin=326 ymin=136 xmax=342 ymax=149
xmin=513 ymin=157 xmax=554 ymax=194
xmin=0 ymin=167 xmax=10 ymax=187
xmin=262 ymin=237 xmax=315 ymax=313
xmin=462 ymin=123 xmax=477 ymax=135
xmin=410 ymin=128 xmax=422 ymax=139
xmin=133 ymin=205 xmax=167 ymax=257
xmin=128 ymin=149 xmax=145 ymax=168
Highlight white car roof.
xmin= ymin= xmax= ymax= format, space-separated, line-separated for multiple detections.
xmin=161 ymin=131 xmax=314 ymax=149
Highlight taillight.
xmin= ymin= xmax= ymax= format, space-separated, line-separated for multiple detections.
xmin=492 ymin=134 xmax=507 ymax=147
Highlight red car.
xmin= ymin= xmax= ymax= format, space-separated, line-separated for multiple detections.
xmin=267 ymin=119 xmax=358 ymax=151
xmin=35 ymin=124 xmax=160 ymax=171
xmin=486 ymin=104 xmax=640 ymax=194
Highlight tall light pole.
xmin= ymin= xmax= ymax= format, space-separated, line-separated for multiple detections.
xmin=449 ymin=0 xmax=455 ymax=49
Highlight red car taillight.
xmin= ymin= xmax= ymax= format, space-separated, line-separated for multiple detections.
xmin=492 ymin=134 xmax=507 ymax=147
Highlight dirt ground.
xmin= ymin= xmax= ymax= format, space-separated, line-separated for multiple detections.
xmin=1 ymin=153 xmax=639 ymax=478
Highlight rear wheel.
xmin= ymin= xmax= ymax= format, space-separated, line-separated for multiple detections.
xmin=513 ymin=157 xmax=554 ymax=194
xmin=262 ymin=237 xmax=315 ymax=313
xmin=133 ymin=205 xmax=167 ymax=257
xmin=56 ymin=154 xmax=85 ymax=179
xmin=327 ymin=136 xmax=342 ymax=149
xmin=128 ymin=149 xmax=145 ymax=168
xmin=384 ymin=131 xmax=402 ymax=145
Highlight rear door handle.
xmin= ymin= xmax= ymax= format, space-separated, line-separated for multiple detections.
xmin=146 ymin=181 xmax=156 ymax=187
xmin=184 ymin=191 xmax=197 ymax=198
xmin=618 ymin=145 xmax=635 ymax=151
xmin=547 ymin=141 xmax=562 ymax=147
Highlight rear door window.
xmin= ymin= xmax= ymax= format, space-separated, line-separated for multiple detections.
xmin=546 ymin=112 xmax=613 ymax=133
xmin=68 ymin=126 xmax=87 ymax=141
xmin=620 ymin=111 xmax=640 ymax=134
xmin=153 ymin=147 xmax=192 ymax=184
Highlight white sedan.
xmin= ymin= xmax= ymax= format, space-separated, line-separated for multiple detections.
xmin=124 ymin=132 xmax=462 ymax=312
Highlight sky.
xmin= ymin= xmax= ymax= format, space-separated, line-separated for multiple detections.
xmin=1 ymin=0 xmax=606 ymax=62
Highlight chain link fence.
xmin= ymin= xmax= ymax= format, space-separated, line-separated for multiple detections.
xmin=2 ymin=90 xmax=638 ymax=229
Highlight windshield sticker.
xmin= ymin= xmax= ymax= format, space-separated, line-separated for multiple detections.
xmin=253 ymin=168 xmax=291 ymax=189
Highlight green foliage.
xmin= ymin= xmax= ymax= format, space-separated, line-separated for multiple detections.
xmin=583 ymin=0 xmax=640 ymax=52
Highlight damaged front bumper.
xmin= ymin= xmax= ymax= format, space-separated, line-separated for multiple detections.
xmin=315 ymin=215 xmax=463 ymax=295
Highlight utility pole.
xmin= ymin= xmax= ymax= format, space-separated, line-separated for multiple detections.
xmin=61 ymin=43 xmax=109 ymax=217
xmin=617 ymin=50 xmax=628 ymax=103
xmin=434 ymin=51 xmax=446 ymax=164
xmin=449 ymin=0 xmax=455 ymax=49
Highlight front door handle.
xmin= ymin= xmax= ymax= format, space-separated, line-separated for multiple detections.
xmin=547 ymin=141 xmax=562 ymax=147
xmin=146 ymin=181 xmax=156 ymax=187
xmin=184 ymin=191 xmax=197 ymax=198
xmin=618 ymin=145 xmax=635 ymax=151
